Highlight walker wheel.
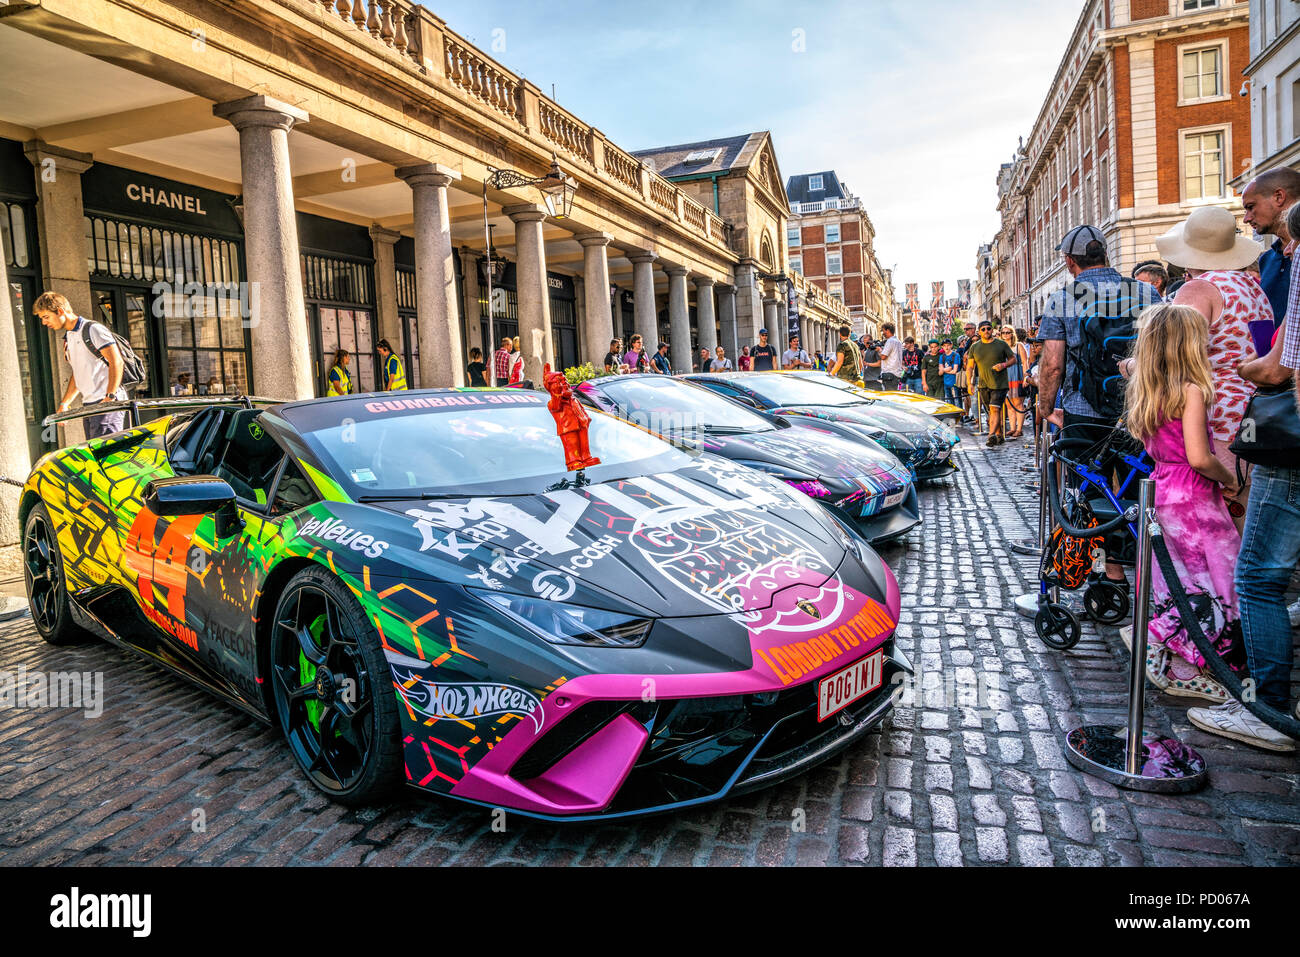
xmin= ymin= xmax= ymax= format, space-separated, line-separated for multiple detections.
xmin=1034 ymin=602 xmax=1081 ymax=650
xmin=1083 ymin=581 xmax=1130 ymax=625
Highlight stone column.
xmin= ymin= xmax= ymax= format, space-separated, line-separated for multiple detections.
xmin=505 ymin=204 xmax=552 ymax=384
xmin=213 ymin=95 xmax=313 ymax=400
xmin=369 ymin=225 xmax=402 ymax=357
xmin=717 ymin=283 xmax=738 ymax=362
xmin=629 ymin=251 xmax=658 ymax=355
xmin=0 ymin=252 xmax=30 ymax=576
xmin=665 ymin=264 xmax=690 ymax=375
xmin=25 ymin=141 xmax=93 ymax=444
xmin=577 ymin=233 xmax=614 ymax=368
xmin=695 ymin=277 xmax=717 ymax=361
xmin=763 ymin=298 xmax=780 ymax=349
xmin=396 ymin=163 xmax=464 ymax=388
xmin=460 ymin=247 xmax=483 ymax=358
xmin=734 ymin=263 xmax=762 ymax=351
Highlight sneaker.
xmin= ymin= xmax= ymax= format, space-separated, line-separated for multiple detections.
xmin=986 ymin=437 xmax=999 ymax=448
xmin=1187 ymin=700 xmax=1296 ymax=752
xmin=1289 ymin=598 xmax=1300 ymax=628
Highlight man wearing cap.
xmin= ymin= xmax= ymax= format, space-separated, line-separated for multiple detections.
xmin=920 ymin=338 xmax=945 ymax=400
xmin=1037 ymin=224 xmax=1160 ymax=587
xmin=751 ymin=328 xmax=780 ymax=372
xmin=964 ymin=320 xmax=1016 ymax=446
xmin=859 ymin=336 xmax=882 ymax=387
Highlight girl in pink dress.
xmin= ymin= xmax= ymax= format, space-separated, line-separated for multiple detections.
xmin=1125 ymin=304 xmax=1246 ymax=701
xmin=1160 ymin=205 xmax=1272 ymax=530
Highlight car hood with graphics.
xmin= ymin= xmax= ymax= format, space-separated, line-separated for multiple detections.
xmin=775 ymin=399 xmax=937 ymax=435
xmin=286 ymin=455 xmax=860 ymax=622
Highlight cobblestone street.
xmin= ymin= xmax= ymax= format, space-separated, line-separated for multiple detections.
xmin=2 ymin=427 xmax=1298 ymax=867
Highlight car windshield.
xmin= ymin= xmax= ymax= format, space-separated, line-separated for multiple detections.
xmin=586 ymin=376 xmax=776 ymax=434
xmin=293 ymin=393 xmax=692 ymax=498
xmin=735 ymin=374 xmax=865 ymax=408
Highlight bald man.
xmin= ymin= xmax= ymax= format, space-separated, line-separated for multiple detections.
xmin=1243 ymin=167 xmax=1300 ymax=327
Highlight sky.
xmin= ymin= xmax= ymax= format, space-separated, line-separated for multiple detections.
xmin=433 ymin=0 xmax=1084 ymax=301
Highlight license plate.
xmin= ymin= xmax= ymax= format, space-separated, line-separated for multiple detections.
xmin=883 ymin=490 xmax=905 ymax=508
xmin=817 ymin=649 xmax=884 ymax=721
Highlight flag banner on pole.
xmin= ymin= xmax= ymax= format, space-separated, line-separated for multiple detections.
xmin=786 ymin=282 xmax=800 ymax=341
xmin=905 ymin=283 xmax=920 ymax=313
xmin=957 ymin=279 xmax=971 ymax=309
xmin=931 ymin=282 xmax=944 ymax=309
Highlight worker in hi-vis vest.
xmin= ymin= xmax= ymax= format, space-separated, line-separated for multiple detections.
xmin=377 ymin=338 xmax=407 ymax=391
xmin=326 ymin=349 xmax=352 ymax=397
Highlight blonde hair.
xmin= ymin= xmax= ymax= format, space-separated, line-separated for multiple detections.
xmin=1124 ymin=303 xmax=1215 ymax=441
xmin=33 ymin=291 xmax=72 ymax=316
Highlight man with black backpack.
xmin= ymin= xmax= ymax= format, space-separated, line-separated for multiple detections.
xmin=1035 ymin=225 xmax=1160 ymax=590
xmin=35 ymin=291 xmax=145 ymax=438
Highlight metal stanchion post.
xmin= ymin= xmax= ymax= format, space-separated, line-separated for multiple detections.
xmin=1013 ymin=431 xmax=1051 ymax=614
xmin=1062 ymin=478 xmax=1207 ymax=792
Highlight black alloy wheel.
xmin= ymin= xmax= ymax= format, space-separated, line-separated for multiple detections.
xmin=270 ymin=567 xmax=401 ymax=805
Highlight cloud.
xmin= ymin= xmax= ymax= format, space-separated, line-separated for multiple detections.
xmin=435 ymin=0 xmax=1083 ymax=295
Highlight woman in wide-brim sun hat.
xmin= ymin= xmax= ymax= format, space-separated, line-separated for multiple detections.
xmin=1159 ymin=204 xmax=1271 ymax=532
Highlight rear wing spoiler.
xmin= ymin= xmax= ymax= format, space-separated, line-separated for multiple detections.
xmin=42 ymin=394 xmax=283 ymax=429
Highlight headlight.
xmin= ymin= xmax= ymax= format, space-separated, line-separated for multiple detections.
xmin=470 ymin=590 xmax=653 ymax=648
xmin=880 ymin=431 xmax=915 ymax=452
xmin=825 ymin=508 xmax=867 ymax=563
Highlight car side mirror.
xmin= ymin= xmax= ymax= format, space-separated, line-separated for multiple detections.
xmin=144 ymin=475 xmax=244 ymax=536
xmin=145 ymin=475 xmax=236 ymax=515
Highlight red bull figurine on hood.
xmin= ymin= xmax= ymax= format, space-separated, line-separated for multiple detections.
xmin=543 ymin=364 xmax=601 ymax=472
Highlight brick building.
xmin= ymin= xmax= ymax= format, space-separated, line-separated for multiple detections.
xmin=1235 ymin=0 xmax=1300 ymax=185
xmin=982 ymin=0 xmax=1251 ymax=324
xmin=785 ymin=171 xmax=892 ymax=339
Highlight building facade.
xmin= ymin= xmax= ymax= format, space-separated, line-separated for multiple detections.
xmin=785 ymin=171 xmax=888 ymax=340
xmin=1237 ymin=0 xmax=1300 ymax=184
xmin=0 ymin=0 xmax=827 ymax=572
xmin=984 ymin=0 xmax=1251 ymax=323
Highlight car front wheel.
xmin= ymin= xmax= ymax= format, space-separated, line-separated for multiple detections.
xmin=270 ymin=566 xmax=402 ymax=806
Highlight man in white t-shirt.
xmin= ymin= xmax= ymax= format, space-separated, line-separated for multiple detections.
xmin=708 ymin=345 xmax=733 ymax=372
xmin=35 ymin=291 xmax=128 ymax=437
xmin=879 ymin=322 xmax=904 ymax=390
xmin=781 ymin=334 xmax=813 ymax=370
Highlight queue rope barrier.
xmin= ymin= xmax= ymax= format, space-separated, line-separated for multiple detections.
xmin=1150 ymin=532 xmax=1300 ymax=740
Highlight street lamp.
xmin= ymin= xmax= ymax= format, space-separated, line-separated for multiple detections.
xmin=481 ymin=155 xmax=578 ymax=384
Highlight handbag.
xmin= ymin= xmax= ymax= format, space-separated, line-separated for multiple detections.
xmin=1229 ymin=385 xmax=1300 ymax=468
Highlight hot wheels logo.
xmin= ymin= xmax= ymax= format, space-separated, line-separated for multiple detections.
xmin=392 ymin=671 xmax=545 ymax=732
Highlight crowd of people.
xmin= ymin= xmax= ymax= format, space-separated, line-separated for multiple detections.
xmin=1024 ymin=167 xmax=1300 ymax=753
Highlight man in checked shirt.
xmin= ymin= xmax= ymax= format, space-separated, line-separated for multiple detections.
xmin=492 ymin=336 xmax=514 ymax=386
